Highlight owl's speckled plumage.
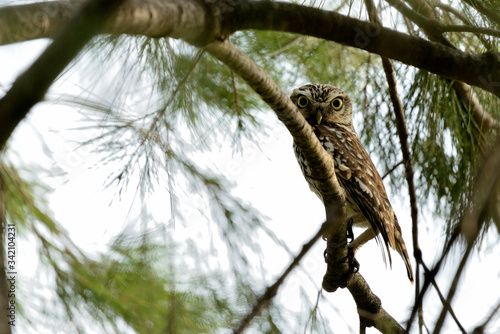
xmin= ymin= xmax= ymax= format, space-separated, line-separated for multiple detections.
xmin=291 ymin=84 xmax=413 ymax=282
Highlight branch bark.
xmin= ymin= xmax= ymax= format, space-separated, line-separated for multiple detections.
xmin=0 ymin=0 xmax=212 ymax=46
xmin=460 ymin=134 xmax=500 ymax=245
xmin=348 ymin=274 xmax=407 ymax=334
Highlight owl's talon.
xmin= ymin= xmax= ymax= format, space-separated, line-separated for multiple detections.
xmin=324 ymin=244 xmax=358 ymax=290
xmin=346 ymin=218 xmax=354 ymax=244
xmin=347 ymin=246 xmax=359 ymax=273
xmin=350 ymin=258 xmax=360 ymax=273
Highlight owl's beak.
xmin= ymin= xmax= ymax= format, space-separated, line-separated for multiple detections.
xmin=316 ymin=110 xmax=323 ymax=124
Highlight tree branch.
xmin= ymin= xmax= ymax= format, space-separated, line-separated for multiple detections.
xmin=417 ymin=260 xmax=467 ymax=333
xmin=0 ymin=0 xmax=213 ymax=46
xmin=461 ymin=134 xmax=500 ymax=245
xmin=228 ymin=1 xmax=500 ymax=99
xmin=1 ymin=0 xmax=500 ymax=98
xmin=0 ymin=0 xmax=125 ymax=150
xmin=440 ymin=24 xmax=500 ymax=39
xmin=433 ymin=245 xmax=472 ymax=334
xmin=206 ymin=36 xmax=408 ymax=334
xmin=473 ymin=298 xmax=500 ymax=333
xmin=462 ymin=0 xmax=500 ymax=27
xmin=386 ymin=0 xmax=499 ymax=134
xmin=205 ymin=40 xmax=343 ymax=209
xmin=381 ymin=161 xmax=404 ymax=180
xmin=452 ymin=81 xmax=499 ymax=136
xmin=348 ymin=273 xmax=407 ymax=334
xmin=387 ymin=0 xmax=500 ymax=39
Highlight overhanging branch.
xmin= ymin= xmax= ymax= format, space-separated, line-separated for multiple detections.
xmin=386 ymin=0 xmax=499 ymax=134
xmin=1 ymin=0 xmax=500 ymax=98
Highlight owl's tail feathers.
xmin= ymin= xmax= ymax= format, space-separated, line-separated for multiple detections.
xmin=397 ymin=243 xmax=414 ymax=283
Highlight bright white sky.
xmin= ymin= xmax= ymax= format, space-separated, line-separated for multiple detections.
xmin=1 ymin=35 xmax=499 ymax=334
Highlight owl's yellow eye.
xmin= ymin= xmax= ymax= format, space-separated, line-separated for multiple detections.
xmin=331 ymin=97 xmax=343 ymax=110
xmin=297 ymin=95 xmax=309 ymax=108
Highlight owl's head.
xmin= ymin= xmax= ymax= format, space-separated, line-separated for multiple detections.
xmin=290 ymin=84 xmax=353 ymax=127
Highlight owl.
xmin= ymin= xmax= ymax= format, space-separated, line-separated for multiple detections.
xmin=291 ymin=84 xmax=413 ymax=282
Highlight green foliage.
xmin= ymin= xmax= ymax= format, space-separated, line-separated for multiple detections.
xmin=0 ymin=160 xmax=254 ymax=332
xmin=86 ymin=35 xmax=263 ymax=142
xmin=1 ymin=161 xmax=58 ymax=236
xmin=53 ymin=232 xmax=228 ymax=333
xmin=406 ymin=72 xmax=474 ymax=222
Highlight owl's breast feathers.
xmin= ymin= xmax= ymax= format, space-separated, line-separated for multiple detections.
xmin=314 ymin=124 xmax=397 ymax=259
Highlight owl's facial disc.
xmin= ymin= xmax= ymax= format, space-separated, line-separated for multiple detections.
xmin=291 ymin=84 xmax=353 ymax=126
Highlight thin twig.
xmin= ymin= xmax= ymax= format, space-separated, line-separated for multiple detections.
xmin=386 ymin=0 xmax=500 ymax=39
xmin=406 ymin=225 xmax=460 ymax=328
xmin=433 ymin=244 xmax=473 ymax=333
xmin=232 ymin=218 xmax=333 ymax=334
xmin=409 ymin=135 xmax=500 ymax=331
xmin=462 ymin=0 xmax=500 ymax=27
xmin=381 ymin=160 xmax=403 ymax=180
xmin=441 ymin=24 xmax=500 ymax=38
xmin=150 ymin=50 xmax=205 ymax=119
xmin=382 ymin=53 xmax=425 ymax=329
xmin=419 ymin=262 xmax=467 ymax=334
xmin=230 ymin=70 xmax=241 ymax=116
xmin=432 ymin=1 xmax=469 ymax=24
xmin=432 ymin=1 xmax=493 ymax=48
xmin=261 ymin=36 xmax=302 ymax=58
xmin=473 ymin=298 xmax=500 ymax=333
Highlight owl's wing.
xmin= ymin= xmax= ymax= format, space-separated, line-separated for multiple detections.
xmin=315 ymin=125 xmax=396 ymax=265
